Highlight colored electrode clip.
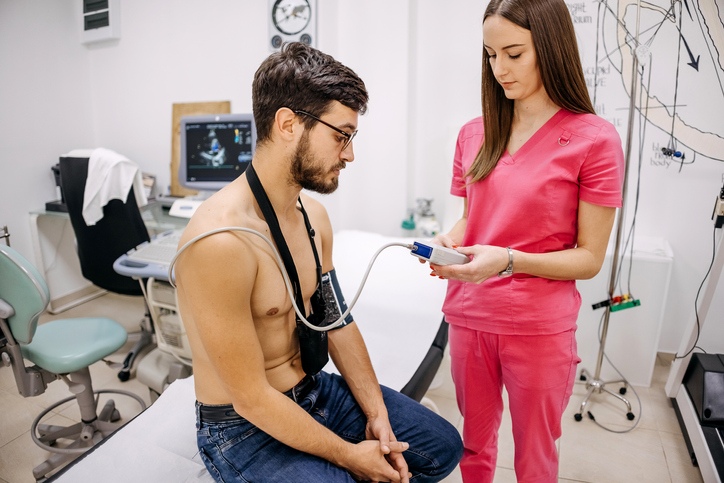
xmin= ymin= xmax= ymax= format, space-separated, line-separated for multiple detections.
xmin=661 ymin=147 xmax=685 ymax=160
xmin=592 ymin=294 xmax=641 ymax=312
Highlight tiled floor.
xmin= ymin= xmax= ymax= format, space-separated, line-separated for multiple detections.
xmin=0 ymin=293 xmax=705 ymax=482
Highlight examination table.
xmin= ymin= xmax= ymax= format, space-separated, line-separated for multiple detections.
xmin=49 ymin=230 xmax=450 ymax=482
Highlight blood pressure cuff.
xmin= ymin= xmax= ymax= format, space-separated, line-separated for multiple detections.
xmin=320 ymin=269 xmax=354 ymax=329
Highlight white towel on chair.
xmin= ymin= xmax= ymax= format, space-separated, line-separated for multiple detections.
xmin=82 ymin=148 xmax=148 ymax=225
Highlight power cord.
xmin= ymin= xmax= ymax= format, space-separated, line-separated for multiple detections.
xmin=675 ymin=223 xmax=719 ymax=360
xmin=167 ymin=226 xmax=413 ymax=332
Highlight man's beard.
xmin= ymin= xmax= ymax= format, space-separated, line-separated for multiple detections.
xmin=290 ymin=133 xmax=342 ymax=195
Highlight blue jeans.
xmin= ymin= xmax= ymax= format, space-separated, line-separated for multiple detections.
xmin=196 ymin=371 xmax=463 ymax=482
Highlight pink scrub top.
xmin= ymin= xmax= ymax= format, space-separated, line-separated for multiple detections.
xmin=443 ymin=109 xmax=624 ymax=335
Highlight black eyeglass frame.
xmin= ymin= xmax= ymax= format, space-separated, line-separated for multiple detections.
xmin=294 ymin=109 xmax=357 ymax=151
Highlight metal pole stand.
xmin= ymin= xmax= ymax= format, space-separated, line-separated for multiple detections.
xmin=574 ymin=0 xmax=642 ymax=424
xmin=573 ymin=200 xmax=636 ymax=423
xmin=574 ymin=304 xmax=635 ymax=422
xmin=572 ymin=124 xmax=638 ymax=422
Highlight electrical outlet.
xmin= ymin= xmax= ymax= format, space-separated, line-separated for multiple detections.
xmin=713 ymin=196 xmax=724 ymax=228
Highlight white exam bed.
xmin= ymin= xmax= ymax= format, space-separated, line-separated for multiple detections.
xmin=51 ymin=230 xmax=449 ymax=482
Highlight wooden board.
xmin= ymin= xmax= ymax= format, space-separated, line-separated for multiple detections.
xmin=170 ymin=101 xmax=231 ymax=197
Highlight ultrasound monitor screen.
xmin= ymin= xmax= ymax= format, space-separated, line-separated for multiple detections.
xmin=180 ymin=114 xmax=256 ymax=191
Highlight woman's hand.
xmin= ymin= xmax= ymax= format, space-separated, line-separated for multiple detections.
xmin=430 ymin=245 xmax=509 ymax=283
xmin=416 ymin=233 xmax=459 ymax=265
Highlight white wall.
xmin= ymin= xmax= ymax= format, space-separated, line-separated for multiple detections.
xmin=1 ymin=0 xmax=482 ymax=253
xmin=83 ymin=0 xmax=270 ymax=194
xmin=569 ymin=0 xmax=724 ymax=356
xmin=0 ymin=1 xmax=95 ymax=259
xmin=1 ymin=1 xmax=721 ymax=356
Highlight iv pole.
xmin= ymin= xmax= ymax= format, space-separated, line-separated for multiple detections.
xmin=573 ymin=0 xmax=642 ymax=422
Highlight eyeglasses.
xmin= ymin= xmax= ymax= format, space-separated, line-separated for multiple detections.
xmin=294 ymin=110 xmax=357 ymax=151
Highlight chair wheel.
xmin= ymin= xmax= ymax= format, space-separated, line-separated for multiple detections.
xmin=627 ymin=412 xmax=635 ymax=421
xmin=574 ymin=413 xmax=583 ymax=422
xmin=619 ymin=387 xmax=627 ymax=395
xmin=579 ymin=374 xmax=587 ymax=381
xmin=111 ymin=409 xmax=121 ymax=422
xmin=118 ymin=370 xmax=130 ymax=382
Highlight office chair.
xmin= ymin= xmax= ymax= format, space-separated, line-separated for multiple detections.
xmin=0 ymin=243 xmax=146 ymax=481
xmin=400 ymin=317 xmax=449 ymax=407
xmin=58 ymin=155 xmax=154 ymax=381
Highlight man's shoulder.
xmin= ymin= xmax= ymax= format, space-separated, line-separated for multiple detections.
xmin=179 ymin=191 xmax=265 ymax=257
xmin=186 ymin=186 xmax=258 ymax=231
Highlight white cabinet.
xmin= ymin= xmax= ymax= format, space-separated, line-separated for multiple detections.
xmin=576 ymin=237 xmax=673 ymax=387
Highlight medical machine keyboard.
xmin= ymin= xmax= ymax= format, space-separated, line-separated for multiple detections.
xmin=126 ymin=230 xmax=183 ymax=266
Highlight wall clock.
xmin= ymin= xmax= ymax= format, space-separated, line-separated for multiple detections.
xmin=268 ymin=0 xmax=317 ymax=50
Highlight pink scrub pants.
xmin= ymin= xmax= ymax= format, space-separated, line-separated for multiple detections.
xmin=449 ymin=324 xmax=580 ymax=483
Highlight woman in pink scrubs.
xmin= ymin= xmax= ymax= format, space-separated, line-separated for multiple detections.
xmin=428 ymin=0 xmax=625 ymax=481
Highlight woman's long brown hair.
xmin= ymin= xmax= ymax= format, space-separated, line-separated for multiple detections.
xmin=467 ymin=0 xmax=595 ymax=183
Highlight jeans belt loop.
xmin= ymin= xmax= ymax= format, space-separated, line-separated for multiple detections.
xmin=292 ymin=374 xmax=315 ymax=403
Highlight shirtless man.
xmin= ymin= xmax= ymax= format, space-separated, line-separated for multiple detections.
xmin=174 ymin=42 xmax=462 ymax=482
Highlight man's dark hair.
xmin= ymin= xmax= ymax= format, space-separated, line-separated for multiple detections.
xmin=252 ymin=42 xmax=369 ymax=144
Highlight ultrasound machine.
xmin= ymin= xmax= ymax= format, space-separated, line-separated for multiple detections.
xmin=168 ymin=113 xmax=256 ymax=218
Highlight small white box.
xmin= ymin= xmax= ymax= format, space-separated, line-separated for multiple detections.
xmin=81 ymin=0 xmax=120 ymax=45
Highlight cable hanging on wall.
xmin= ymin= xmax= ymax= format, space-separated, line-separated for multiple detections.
xmin=593 ymin=0 xmax=723 ymax=169
xmin=576 ymin=0 xmax=724 ymax=431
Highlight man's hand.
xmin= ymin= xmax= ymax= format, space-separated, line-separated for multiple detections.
xmin=364 ymin=416 xmax=411 ymax=482
xmin=344 ymin=440 xmax=410 ymax=483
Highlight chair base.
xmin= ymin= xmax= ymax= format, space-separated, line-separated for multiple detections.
xmin=573 ymin=368 xmax=636 ymax=422
xmin=137 ymin=347 xmax=192 ymax=401
xmin=31 ymin=389 xmax=146 ymax=481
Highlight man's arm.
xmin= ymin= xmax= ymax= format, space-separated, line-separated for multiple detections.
xmin=310 ymin=195 xmax=388 ymax=420
xmin=326 ymin=280 xmax=411 ymax=482
xmin=328 ymin=324 xmax=387 ymax=420
xmin=309 ymin=196 xmax=410 ymax=481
